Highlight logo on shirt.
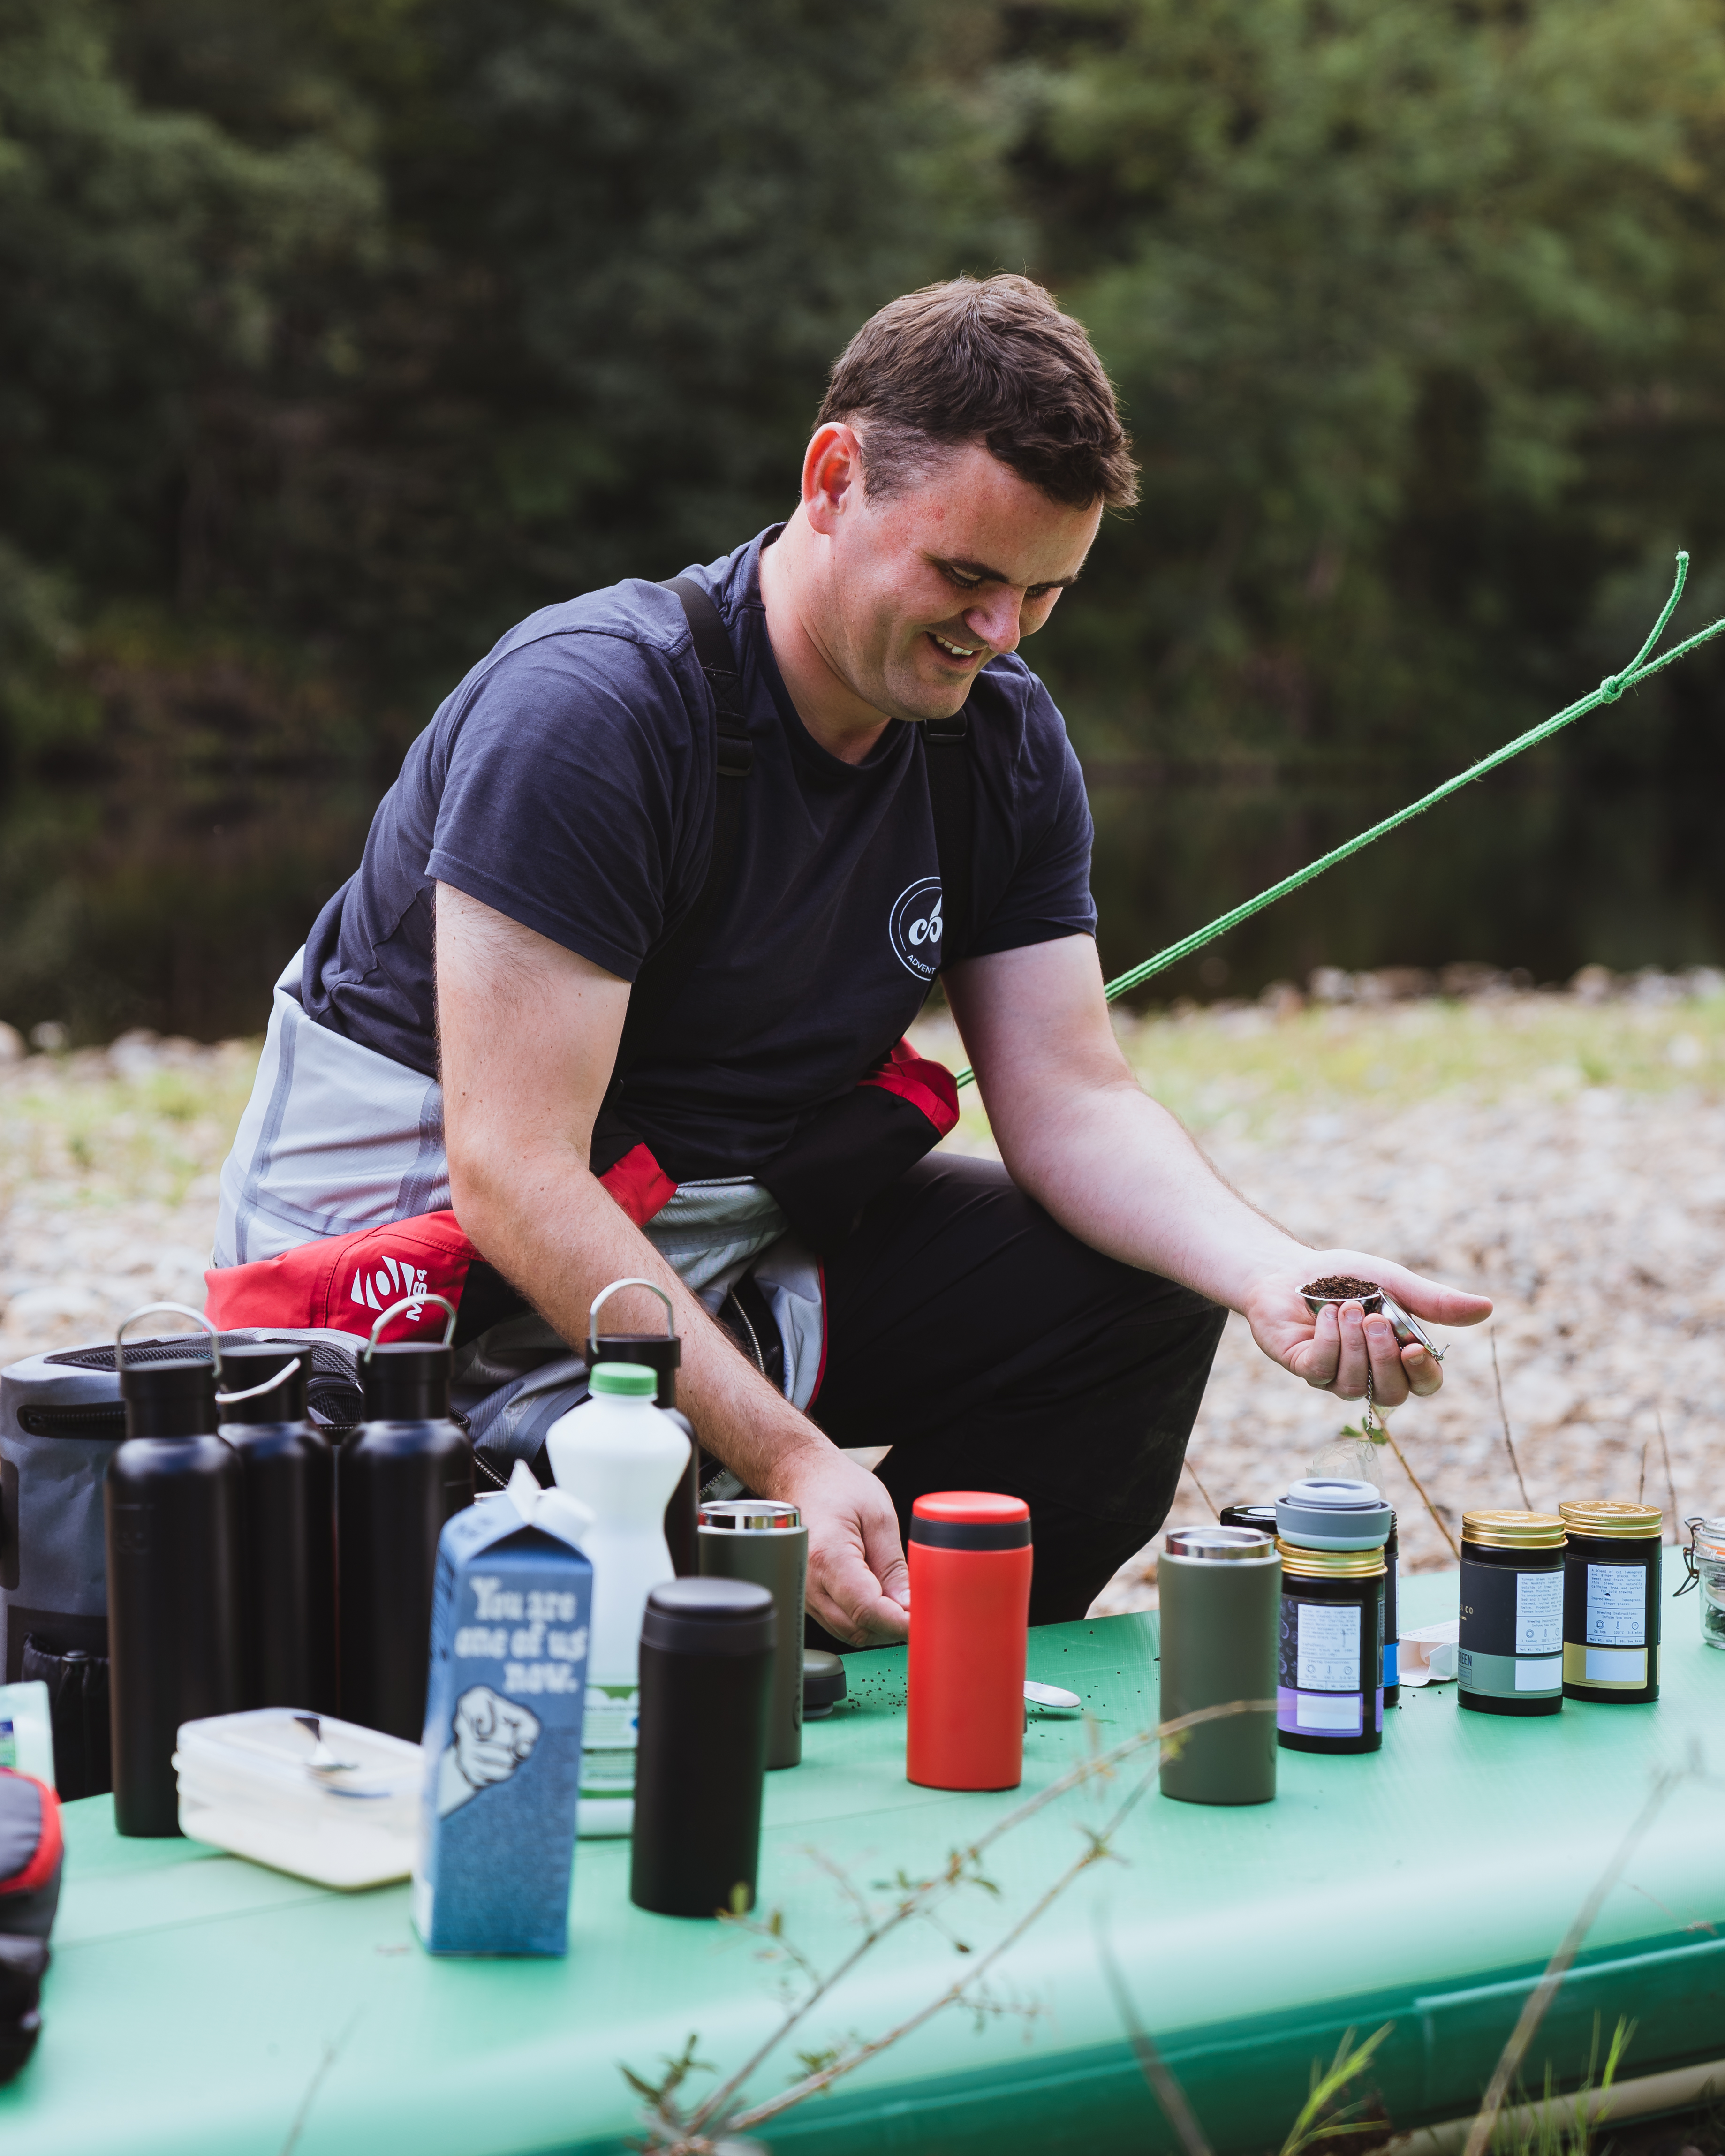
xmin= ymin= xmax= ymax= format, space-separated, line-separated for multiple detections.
xmin=349 ymin=1250 xmax=431 ymax=1318
xmin=889 ymin=878 xmax=944 ymax=981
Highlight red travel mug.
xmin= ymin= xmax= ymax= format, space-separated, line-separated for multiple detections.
xmin=907 ymin=1491 xmax=1033 ymax=1791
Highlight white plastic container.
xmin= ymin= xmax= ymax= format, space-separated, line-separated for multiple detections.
xmin=545 ymin=1361 xmax=689 ymax=1837
xmin=175 ymin=1709 xmax=423 ymax=1889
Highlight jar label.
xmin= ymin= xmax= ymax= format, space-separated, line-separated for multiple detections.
xmin=580 ymin=1684 xmax=639 ymax=1797
xmin=1586 ymin=1563 xmax=1646 ymax=1647
xmin=1293 ymin=1692 xmax=1360 ymax=1732
xmin=1563 ymin=1642 xmax=1648 ymax=1687
xmin=1458 ymin=1647 xmax=1563 ymax=1698
xmin=1461 ymin=1556 xmax=1564 ymax=1659
xmin=1515 ymin=1570 xmax=1563 ymax=1653
xmin=1278 ymin=1598 xmax=1372 ymax=1737
xmin=1294 ymin=1601 xmax=1361 ymax=1689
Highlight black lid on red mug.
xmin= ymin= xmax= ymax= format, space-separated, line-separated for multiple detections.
xmin=910 ymin=1491 xmax=1032 ymax=1551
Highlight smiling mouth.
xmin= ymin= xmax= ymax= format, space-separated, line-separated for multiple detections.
xmin=927 ymin=631 xmax=983 ymax=663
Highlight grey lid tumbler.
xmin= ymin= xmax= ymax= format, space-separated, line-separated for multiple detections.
xmin=1157 ymin=1524 xmax=1280 ymax=1806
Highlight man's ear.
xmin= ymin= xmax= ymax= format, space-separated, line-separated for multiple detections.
xmin=802 ymin=423 xmax=863 ymax=536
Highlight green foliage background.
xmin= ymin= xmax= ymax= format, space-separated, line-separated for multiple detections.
xmin=4 ymin=0 xmax=1725 ymax=780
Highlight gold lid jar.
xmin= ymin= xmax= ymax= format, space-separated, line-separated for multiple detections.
xmin=1276 ymin=1538 xmax=1386 ymax=1580
xmin=1559 ymin=1500 xmax=1662 ymax=1539
xmin=1463 ymin=1509 xmax=1566 ymax=1550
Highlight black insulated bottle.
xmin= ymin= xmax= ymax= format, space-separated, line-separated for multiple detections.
xmin=106 ymin=1315 xmax=243 ymax=1836
xmin=338 ymin=1310 xmax=473 ymax=1741
xmin=589 ymin=1278 xmax=697 ymax=1576
xmin=630 ymin=1578 xmax=774 ymax=1918
xmin=217 ymin=1344 xmax=335 ymax=1714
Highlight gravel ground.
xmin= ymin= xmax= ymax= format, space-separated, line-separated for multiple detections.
xmin=4 ymin=974 xmax=1723 ymax=1616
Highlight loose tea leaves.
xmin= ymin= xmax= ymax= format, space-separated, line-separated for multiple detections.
xmin=1301 ymin=1275 xmax=1382 ymax=1301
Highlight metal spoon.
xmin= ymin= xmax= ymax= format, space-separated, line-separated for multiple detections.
xmin=294 ymin=1713 xmax=361 ymax=1774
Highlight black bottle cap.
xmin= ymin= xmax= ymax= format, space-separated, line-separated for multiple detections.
xmin=1219 ymin=1502 xmax=1280 ymax=1536
xmin=119 ymin=1348 xmax=217 ymax=1439
xmin=592 ymin=1334 xmax=680 ymax=1407
xmin=362 ymin=1341 xmax=453 ymax=1422
xmin=642 ymin=1576 xmax=774 ymax=1657
xmin=216 ymin=1344 xmax=311 ymax=1424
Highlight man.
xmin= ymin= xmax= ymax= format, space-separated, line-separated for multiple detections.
xmin=208 ymin=275 xmax=1490 ymax=1646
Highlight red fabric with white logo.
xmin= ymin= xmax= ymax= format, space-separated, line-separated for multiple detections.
xmin=204 ymin=1142 xmax=677 ymax=1340
xmin=204 ymin=1046 xmax=951 ymax=1340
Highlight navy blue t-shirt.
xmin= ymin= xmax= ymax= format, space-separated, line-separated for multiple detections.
xmin=300 ymin=529 xmax=1096 ymax=1180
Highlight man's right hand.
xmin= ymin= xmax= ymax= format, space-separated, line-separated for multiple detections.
xmin=771 ymin=1446 xmax=910 ymax=1647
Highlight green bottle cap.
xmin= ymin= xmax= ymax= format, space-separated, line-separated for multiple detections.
xmin=590 ymin=1360 xmax=658 ymax=1399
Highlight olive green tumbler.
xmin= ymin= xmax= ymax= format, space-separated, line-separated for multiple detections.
xmin=698 ymin=1499 xmax=807 ymax=1769
xmin=1157 ymin=1524 xmax=1279 ymax=1805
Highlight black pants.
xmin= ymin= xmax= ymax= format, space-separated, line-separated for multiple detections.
xmin=811 ymin=1154 xmax=1227 ymax=1632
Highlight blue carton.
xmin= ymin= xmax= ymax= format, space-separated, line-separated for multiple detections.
xmin=414 ymin=1465 xmax=593 ymax=1955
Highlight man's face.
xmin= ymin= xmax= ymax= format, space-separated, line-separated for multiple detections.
xmin=817 ymin=436 xmax=1104 ymax=724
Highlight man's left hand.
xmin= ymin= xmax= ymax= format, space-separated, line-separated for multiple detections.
xmin=1243 ymin=1250 xmax=1492 ymax=1405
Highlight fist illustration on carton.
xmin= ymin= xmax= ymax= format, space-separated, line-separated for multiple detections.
xmin=434 ymin=1686 xmax=542 ymax=1817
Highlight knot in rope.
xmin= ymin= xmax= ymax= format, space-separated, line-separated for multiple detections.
xmin=1597 ymin=672 xmax=1627 ymax=703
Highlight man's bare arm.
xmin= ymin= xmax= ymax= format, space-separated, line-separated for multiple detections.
xmin=943 ymin=935 xmax=1491 ymax=1397
xmin=435 ymin=883 xmax=909 ymax=1642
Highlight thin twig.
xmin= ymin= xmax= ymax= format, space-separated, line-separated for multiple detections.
xmin=1377 ymin=1421 xmax=1460 ymax=1560
xmin=1638 ymin=1443 xmax=1647 ymax=1505
xmin=677 ymin=1698 xmax=1270 ymax=2138
xmin=1490 ymin=1334 xmax=1533 ymax=1511
xmin=1099 ymin=1929 xmax=1213 ymax=2156
xmin=1656 ymin=1408 xmax=1679 ymax=1541
xmin=719 ymin=1753 xmax=1170 ymax=2138
xmin=277 ymin=2013 xmax=362 ymax=2156
xmin=1460 ymin=1767 xmax=1686 ymax=2156
xmin=1183 ymin=1461 xmax=1221 ymax=1522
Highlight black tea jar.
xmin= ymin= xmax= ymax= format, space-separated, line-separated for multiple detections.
xmin=1273 ymin=1477 xmax=1391 ymax=1756
xmin=1559 ymin=1500 xmax=1662 ymax=1704
xmin=1458 ymin=1510 xmax=1566 ymax=1717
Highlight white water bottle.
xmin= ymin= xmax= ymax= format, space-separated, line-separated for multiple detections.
xmin=546 ymin=1361 xmax=691 ymax=1837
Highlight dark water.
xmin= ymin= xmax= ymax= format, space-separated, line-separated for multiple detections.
xmin=0 ymin=767 xmax=1719 ymax=1044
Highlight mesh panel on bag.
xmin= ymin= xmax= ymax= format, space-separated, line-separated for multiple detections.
xmin=33 ymin=1339 xmax=363 ymax=1434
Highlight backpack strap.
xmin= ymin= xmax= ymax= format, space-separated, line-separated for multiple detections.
xmin=609 ymin=578 xmax=754 ymax=1089
xmin=922 ymin=711 xmax=975 ymax=967
xmin=662 ymin=576 xmax=756 ymax=781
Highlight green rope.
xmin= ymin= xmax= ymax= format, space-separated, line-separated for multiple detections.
xmin=951 ymin=550 xmax=1725 ymax=1092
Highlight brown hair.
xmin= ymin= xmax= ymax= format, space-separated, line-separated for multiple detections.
xmin=817 ymin=274 xmax=1137 ymax=510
